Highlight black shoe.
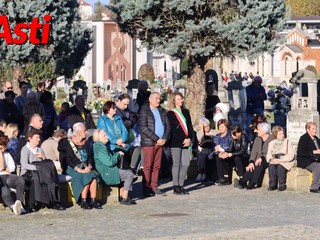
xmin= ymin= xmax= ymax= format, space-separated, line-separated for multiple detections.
xmin=278 ymin=186 xmax=286 ymax=191
xmin=120 ymin=197 xmax=137 ymax=205
xmin=246 ymin=183 xmax=256 ymax=190
xmin=234 ymin=178 xmax=245 ymax=189
xmin=267 ymin=186 xmax=278 ymax=191
xmin=90 ymin=201 xmax=103 ymax=209
xmin=180 ymin=187 xmax=190 ymax=195
xmin=52 ymin=203 xmax=65 ymax=211
xmin=218 ymin=177 xmax=228 ymax=186
xmin=310 ymin=189 xmax=320 ymax=193
xmin=81 ymin=201 xmax=92 ymax=210
xmin=173 ymin=187 xmax=184 ymax=195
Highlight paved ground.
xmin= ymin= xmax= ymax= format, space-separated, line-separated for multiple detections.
xmin=1 ymin=177 xmax=320 ymax=240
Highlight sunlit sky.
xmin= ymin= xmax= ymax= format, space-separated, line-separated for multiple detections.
xmin=84 ymin=0 xmax=109 ymax=6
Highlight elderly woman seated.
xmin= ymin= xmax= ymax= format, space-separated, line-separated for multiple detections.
xmin=58 ymin=122 xmax=101 ymax=210
xmin=93 ymin=129 xmax=136 ymax=205
xmin=20 ymin=128 xmax=64 ymax=212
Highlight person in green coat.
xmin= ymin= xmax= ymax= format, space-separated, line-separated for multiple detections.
xmin=93 ymin=129 xmax=136 ymax=205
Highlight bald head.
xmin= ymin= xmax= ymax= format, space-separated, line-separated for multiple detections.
xmin=30 ymin=114 xmax=43 ymax=129
xmin=149 ymin=92 xmax=161 ymax=109
xmin=2 ymin=81 xmax=12 ymax=92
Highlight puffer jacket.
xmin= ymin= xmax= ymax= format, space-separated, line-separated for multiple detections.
xmin=97 ymin=114 xmax=129 ymax=151
xmin=138 ymin=104 xmax=171 ymax=147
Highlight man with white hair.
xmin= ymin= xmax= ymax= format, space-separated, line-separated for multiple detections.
xmin=234 ymin=122 xmax=273 ymax=189
xmin=139 ymin=92 xmax=171 ymax=197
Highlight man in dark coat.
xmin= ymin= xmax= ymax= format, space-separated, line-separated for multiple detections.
xmin=138 ymin=92 xmax=171 ymax=197
xmin=68 ymin=95 xmax=96 ymax=130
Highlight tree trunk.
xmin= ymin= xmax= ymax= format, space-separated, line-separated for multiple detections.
xmin=185 ymin=65 xmax=206 ymax=128
xmin=12 ymin=66 xmax=25 ymax=94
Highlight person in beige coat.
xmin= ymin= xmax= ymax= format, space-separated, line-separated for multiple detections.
xmin=266 ymin=126 xmax=295 ymax=191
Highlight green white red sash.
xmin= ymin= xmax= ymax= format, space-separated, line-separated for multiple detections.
xmin=171 ymin=108 xmax=188 ymax=137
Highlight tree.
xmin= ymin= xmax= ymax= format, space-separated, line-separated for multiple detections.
xmin=286 ymin=0 xmax=320 ymax=16
xmin=109 ymin=0 xmax=288 ymax=125
xmin=94 ymin=1 xmax=108 ymax=20
xmin=0 ymin=0 xmax=92 ymax=85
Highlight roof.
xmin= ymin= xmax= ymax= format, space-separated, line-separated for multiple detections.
xmin=79 ymin=0 xmax=91 ymax=6
xmin=286 ymin=45 xmax=303 ymax=53
xmin=288 ymin=16 xmax=320 ymax=23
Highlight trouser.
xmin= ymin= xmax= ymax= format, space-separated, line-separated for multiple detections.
xmin=0 ymin=177 xmax=15 ymax=207
xmin=119 ymin=169 xmax=134 ymax=191
xmin=241 ymin=161 xmax=268 ymax=187
xmin=171 ymin=148 xmax=190 ymax=187
xmin=234 ymin=155 xmax=247 ymax=177
xmin=142 ymin=145 xmax=163 ymax=191
xmin=216 ymin=156 xmax=233 ymax=179
xmin=306 ymin=162 xmax=320 ymax=190
xmin=0 ymin=174 xmax=25 ymax=202
xmin=130 ymin=146 xmax=144 ymax=169
xmin=268 ymin=164 xmax=288 ymax=188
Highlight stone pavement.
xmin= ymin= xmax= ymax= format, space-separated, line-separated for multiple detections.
xmin=1 ymin=177 xmax=320 ymax=240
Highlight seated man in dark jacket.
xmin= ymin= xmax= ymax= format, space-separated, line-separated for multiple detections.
xmin=297 ymin=122 xmax=320 ymax=193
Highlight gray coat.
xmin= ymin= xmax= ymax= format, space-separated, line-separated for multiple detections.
xmin=249 ymin=135 xmax=274 ymax=163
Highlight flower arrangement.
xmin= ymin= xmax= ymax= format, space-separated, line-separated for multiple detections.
xmin=88 ymin=97 xmax=110 ymax=112
xmin=267 ymin=85 xmax=293 ymax=115
xmin=249 ymin=114 xmax=269 ymax=135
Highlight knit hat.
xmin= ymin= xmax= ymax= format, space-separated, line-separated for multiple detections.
xmin=215 ymin=103 xmax=230 ymax=114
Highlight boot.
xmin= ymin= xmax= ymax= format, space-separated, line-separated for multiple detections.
xmin=81 ymin=198 xmax=92 ymax=210
xmin=90 ymin=198 xmax=102 ymax=209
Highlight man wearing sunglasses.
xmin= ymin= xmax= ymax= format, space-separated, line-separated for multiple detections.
xmin=0 ymin=81 xmax=13 ymax=99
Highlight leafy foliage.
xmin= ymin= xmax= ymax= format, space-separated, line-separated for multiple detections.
xmin=24 ymin=62 xmax=58 ymax=88
xmin=286 ymin=0 xmax=320 ymax=16
xmin=109 ymin=0 xmax=288 ymax=70
xmin=0 ymin=0 xmax=92 ymax=78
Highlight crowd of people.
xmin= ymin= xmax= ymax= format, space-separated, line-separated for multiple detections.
xmin=0 ymin=78 xmax=319 ymax=217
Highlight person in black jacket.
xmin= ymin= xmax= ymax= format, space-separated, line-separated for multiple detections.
xmin=67 ymin=95 xmax=96 ymax=130
xmin=224 ymin=125 xmax=250 ymax=177
xmin=167 ymin=92 xmax=193 ymax=195
xmin=138 ymin=92 xmax=171 ymax=197
xmin=297 ymin=122 xmax=320 ymax=193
